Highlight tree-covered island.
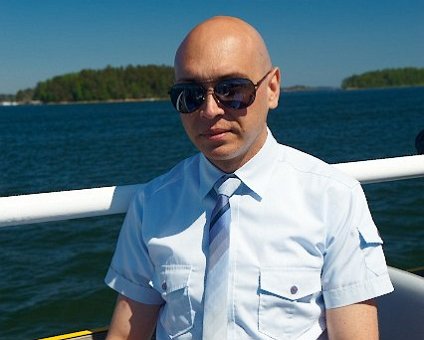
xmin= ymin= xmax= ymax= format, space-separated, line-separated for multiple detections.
xmin=341 ymin=67 xmax=424 ymax=89
xmin=16 ymin=64 xmax=174 ymax=103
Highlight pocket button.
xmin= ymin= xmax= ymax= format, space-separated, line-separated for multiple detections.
xmin=290 ymin=285 xmax=298 ymax=295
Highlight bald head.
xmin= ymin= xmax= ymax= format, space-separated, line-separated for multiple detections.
xmin=174 ymin=16 xmax=272 ymax=81
xmin=172 ymin=17 xmax=281 ymax=172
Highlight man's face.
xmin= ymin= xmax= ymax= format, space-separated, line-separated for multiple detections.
xmin=175 ymin=26 xmax=279 ymax=173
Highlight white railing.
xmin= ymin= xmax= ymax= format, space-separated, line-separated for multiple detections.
xmin=1 ymin=155 xmax=423 ymax=228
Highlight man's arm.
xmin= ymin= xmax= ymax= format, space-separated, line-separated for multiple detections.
xmin=326 ymin=299 xmax=378 ymax=340
xmin=106 ymin=294 xmax=161 ymax=340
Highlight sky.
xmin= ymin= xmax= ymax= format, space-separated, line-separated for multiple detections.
xmin=1 ymin=0 xmax=423 ymax=94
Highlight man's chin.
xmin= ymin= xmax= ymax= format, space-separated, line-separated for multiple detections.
xmin=203 ymin=148 xmax=245 ymax=172
xmin=202 ymin=145 xmax=236 ymax=161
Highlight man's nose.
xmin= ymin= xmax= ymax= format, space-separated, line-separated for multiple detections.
xmin=199 ymin=89 xmax=224 ymax=119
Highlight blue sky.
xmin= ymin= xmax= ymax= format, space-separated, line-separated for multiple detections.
xmin=1 ymin=0 xmax=423 ymax=93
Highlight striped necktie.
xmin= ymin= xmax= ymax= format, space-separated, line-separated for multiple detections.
xmin=202 ymin=175 xmax=241 ymax=340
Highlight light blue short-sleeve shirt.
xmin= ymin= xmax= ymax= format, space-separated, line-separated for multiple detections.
xmin=105 ymin=129 xmax=393 ymax=339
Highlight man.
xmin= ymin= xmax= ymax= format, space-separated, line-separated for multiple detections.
xmin=105 ymin=16 xmax=393 ymax=339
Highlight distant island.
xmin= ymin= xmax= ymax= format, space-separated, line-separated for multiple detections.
xmin=14 ymin=64 xmax=174 ymax=104
xmin=341 ymin=67 xmax=424 ymax=89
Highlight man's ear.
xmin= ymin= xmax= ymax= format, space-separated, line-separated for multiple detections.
xmin=268 ymin=67 xmax=281 ymax=109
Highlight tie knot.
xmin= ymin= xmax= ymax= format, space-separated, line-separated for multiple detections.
xmin=214 ymin=175 xmax=241 ymax=197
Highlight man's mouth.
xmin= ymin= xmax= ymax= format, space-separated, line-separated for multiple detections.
xmin=202 ymin=128 xmax=231 ymax=140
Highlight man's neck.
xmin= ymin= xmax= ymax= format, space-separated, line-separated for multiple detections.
xmin=207 ymin=128 xmax=269 ymax=173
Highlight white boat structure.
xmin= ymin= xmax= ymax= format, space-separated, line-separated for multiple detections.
xmin=1 ymin=155 xmax=423 ymax=340
xmin=0 ymin=101 xmax=18 ymax=106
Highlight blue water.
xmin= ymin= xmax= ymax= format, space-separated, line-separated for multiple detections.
xmin=0 ymin=88 xmax=423 ymax=339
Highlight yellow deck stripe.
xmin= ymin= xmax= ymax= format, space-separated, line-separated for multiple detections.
xmin=38 ymin=327 xmax=108 ymax=340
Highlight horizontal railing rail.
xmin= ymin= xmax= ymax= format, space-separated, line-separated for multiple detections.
xmin=1 ymin=155 xmax=423 ymax=228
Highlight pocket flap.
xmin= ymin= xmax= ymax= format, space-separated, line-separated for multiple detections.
xmin=357 ymin=224 xmax=383 ymax=245
xmin=260 ymin=267 xmax=321 ymax=300
xmin=159 ymin=265 xmax=192 ymax=294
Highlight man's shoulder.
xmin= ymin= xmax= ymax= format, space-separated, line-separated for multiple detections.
xmin=277 ymin=144 xmax=359 ymax=189
xmin=136 ymin=153 xmax=201 ymax=200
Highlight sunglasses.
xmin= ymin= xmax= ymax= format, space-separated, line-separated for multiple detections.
xmin=169 ymin=69 xmax=274 ymax=114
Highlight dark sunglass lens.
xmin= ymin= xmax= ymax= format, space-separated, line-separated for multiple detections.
xmin=170 ymin=84 xmax=204 ymax=113
xmin=215 ymin=79 xmax=256 ymax=109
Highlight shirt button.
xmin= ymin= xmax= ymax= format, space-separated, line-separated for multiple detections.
xmin=162 ymin=281 xmax=167 ymax=291
xmin=290 ymin=285 xmax=298 ymax=294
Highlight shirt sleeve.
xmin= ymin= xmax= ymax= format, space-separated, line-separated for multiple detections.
xmin=321 ymin=184 xmax=394 ymax=308
xmin=105 ymin=192 xmax=164 ymax=305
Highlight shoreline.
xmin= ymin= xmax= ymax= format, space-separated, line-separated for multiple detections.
xmin=2 ymin=85 xmax=424 ymax=106
xmin=0 ymin=97 xmax=169 ymax=106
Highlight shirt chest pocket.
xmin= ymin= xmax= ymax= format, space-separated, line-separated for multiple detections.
xmin=158 ymin=265 xmax=193 ymax=338
xmin=259 ymin=267 xmax=322 ymax=340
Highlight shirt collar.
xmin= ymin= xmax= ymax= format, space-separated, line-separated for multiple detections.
xmin=198 ymin=154 xmax=225 ymax=199
xmin=234 ymin=128 xmax=280 ymax=199
xmin=198 ymin=128 xmax=281 ymax=200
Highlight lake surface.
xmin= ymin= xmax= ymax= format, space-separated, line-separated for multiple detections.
xmin=0 ymin=87 xmax=423 ymax=339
